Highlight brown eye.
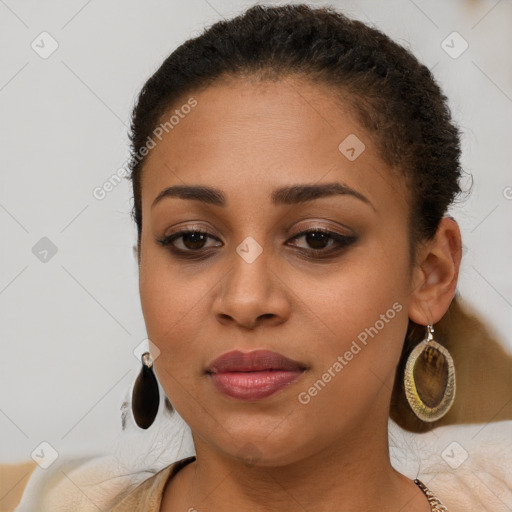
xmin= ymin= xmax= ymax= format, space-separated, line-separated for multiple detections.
xmin=157 ymin=227 xmax=357 ymax=260
xmin=288 ymin=229 xmax=357 ymax=255
xmin=303 ymin=231 xmax=331 ymax=250
xmin=158 ymin=230 xmax=222 ymax=253
xmin=180 ymin=231 xmax=209 ymax=250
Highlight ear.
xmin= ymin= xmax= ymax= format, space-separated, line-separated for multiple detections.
xmin=409 ymin=217 xmax=463 ymax=325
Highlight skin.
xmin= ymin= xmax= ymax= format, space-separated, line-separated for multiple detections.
xmin=137 ymin=76 xmax=462 ymax=511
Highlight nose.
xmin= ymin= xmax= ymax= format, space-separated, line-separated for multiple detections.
xmin=212 ymin=248 xmax=291 ymax=330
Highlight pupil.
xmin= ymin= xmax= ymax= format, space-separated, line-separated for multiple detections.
xmin=185 ymin=232 xmax=206 ymax=249
xmin=306 ymin=231 xmax=329 ymax=249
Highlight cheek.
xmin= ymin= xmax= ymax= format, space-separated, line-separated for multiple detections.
xmin=299 ymin=244 xmax=411 ymax=391
xmin=139 ymin=259 xmax=209 ymax=405
xmin=292 ymin=301 xmax=408 ymax=441
xmin=138 ymin=241 xmax=205 ymax=351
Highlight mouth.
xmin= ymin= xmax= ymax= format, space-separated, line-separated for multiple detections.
xmin=205 ymin=349 xmax=308 ymax=401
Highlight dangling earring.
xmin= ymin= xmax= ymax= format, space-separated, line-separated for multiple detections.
xmin=132 ymin=352 xmax=160 ymax=429
xmin=404 ymin=325 xmax=456 ymax=422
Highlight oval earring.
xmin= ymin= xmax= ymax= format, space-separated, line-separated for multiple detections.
xmin=131 ymin=352 xmax=160 ymax=429
xmin=404 ymin=325 xmax=456 ymax=423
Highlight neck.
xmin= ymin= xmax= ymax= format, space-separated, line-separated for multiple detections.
xmin=161 ymin=414 xmax=431 ymax=512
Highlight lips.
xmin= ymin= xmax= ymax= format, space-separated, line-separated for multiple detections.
xmin=206 ymin=349 xmax=308 ymax=374
xmin=206 ymin=349 xmax=308 ymax=401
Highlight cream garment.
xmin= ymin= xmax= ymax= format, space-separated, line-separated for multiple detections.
xmin=111 ymin=456 xmax=196 ymax=512
xmin=14 ymin=387 xmax=512 ymax=511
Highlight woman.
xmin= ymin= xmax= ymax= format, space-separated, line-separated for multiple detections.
xmin=14 ymin=3 xmax=512 ymax=511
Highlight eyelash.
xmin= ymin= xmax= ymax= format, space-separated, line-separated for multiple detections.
xmin=157 ymin=228 xmax=357 ymax=259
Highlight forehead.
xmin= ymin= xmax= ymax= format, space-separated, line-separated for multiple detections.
xmin=140 ymin=77 xmax=408 ymax=214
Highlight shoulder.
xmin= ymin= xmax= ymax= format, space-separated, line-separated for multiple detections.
xmin=12 ymin=451 xmax=144 ymax=511
xmin=390 ymin=419 xmax=512 ymax=511
xmin=12 ymin=451 xmax=193 ymax=512
xmin=14 ymin=392 xmax=196 ymax=511
xmin=111 ymin=456 xmax=196 ymax=511
xmin=0 ymin=460 xmax=38 ymax=511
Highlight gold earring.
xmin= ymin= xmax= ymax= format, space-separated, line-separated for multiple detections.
xmin=404 ymin=325 xmax=456 ymax=422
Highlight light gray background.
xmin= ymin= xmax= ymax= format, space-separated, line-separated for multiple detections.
xmin=1 ymin=0 xmax=511 ymax=463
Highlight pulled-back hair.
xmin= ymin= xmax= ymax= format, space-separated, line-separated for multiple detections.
xmin=128 ymin=3 xmax=463 ymax=250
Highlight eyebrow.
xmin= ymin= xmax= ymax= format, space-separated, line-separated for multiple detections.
xmin=151 ymin=182 xmax=375 ymax=211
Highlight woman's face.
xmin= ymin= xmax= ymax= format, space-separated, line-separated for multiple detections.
xmin=138 ymin=77 xmax=415 ymax=466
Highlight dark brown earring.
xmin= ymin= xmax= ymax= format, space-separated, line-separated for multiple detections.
xmin=131 ymin=352 xmax=160 ymax=429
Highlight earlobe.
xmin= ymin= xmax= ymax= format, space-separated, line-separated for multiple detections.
xmin=409 ymin=217 xmax=462 ymax=325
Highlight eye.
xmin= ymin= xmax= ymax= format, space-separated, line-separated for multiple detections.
xmin=157 ymin=227 xmax=357 ymax=259
xmin=287 ymin=228 xmax=357 ymax=255
xmin=157 ymin=229 xmax=221 ymax=253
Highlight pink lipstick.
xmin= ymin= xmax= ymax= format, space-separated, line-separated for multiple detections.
xmin=206 ymin=349 xmax=307 ymax=401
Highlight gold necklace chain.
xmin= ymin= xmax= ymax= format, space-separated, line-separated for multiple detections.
xmin=414 ymin=479 xmax=449 ymax=511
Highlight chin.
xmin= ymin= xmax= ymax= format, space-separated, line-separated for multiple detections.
xmin=206 ymin=419 xmax=314 ymax=468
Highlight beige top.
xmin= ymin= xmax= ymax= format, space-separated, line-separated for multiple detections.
xmin=111 ymin=456 xmax=196 ymax=511
xmin=109 ymin=456 xmax=448 ymax=512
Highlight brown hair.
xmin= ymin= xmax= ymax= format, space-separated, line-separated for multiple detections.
xmin=128 ymin=4 xmax=464 ymax=249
